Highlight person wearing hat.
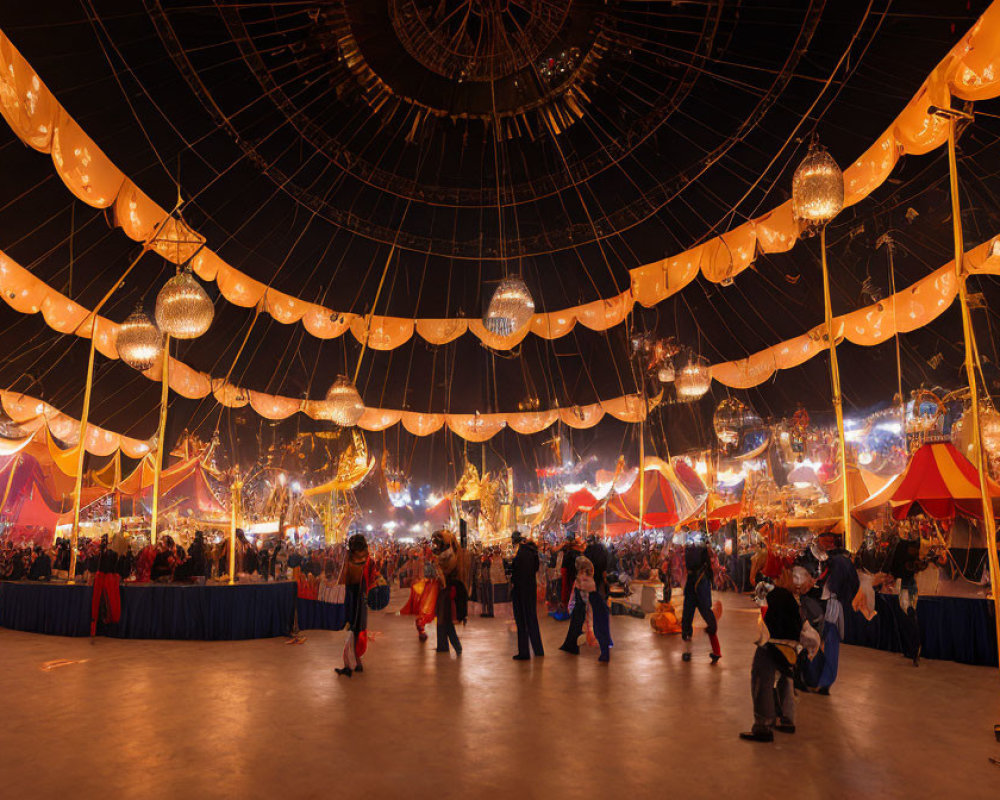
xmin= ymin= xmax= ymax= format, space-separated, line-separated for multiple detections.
xmin=511 ymin=530 xmax=544 ymax=660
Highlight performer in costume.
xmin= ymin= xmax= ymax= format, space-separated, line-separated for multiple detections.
xmin=432 ymin=530 xmax=467 ymax=655
xmin=681 ymin=529 xmax=722 ymax=663
xmin=805 ymin=533 xmax=858 ymax=694
xmin=511 ymin=531 xmax=544 ymax=660
xmin=881 ymin=530 xmax=938 ymax=667
xmin=335 ymin=534 xmax=380 ymax=678
xmin=560 ymin=555 xmax=614 ymax=661
xmin=740 ymin=571 xmax=819 ymax=742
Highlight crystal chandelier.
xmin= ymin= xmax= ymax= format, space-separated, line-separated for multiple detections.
xmin=657 ymin=362 xmax=675 ymax=383
xmin=155 ymin=269 xmax=214 ymax=339
xmin=713 ymin=397 xmax=748 ymax=447
xmin=323 ymin=375 xmax=365 ymax=427
xmin=792 ymin=141 xmax=844 ymax=225
xmin=675 ymin=355 xmax=712 ymax=401
xmin=483 ymin=276 xmax=535 ymax=336
xmin=115 ymin=307 xmax=162 ymax=371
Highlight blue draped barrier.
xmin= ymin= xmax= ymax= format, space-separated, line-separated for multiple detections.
xmin=295 ymin=597 xmax=348 ymax=631
xmin=844 ymin=593 xmax=998 ymax=667
xmin=0 ymin=579 xmax=361 ymax=639
xmin=0 ymin=581 xmax=303 ymax=639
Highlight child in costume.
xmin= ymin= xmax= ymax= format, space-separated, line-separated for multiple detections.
xmin=335 ymin=534 xmax=381 ymax=678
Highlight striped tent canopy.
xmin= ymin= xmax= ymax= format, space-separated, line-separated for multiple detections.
xmin=561 ymin=487 xmax=598 ymax=524
xmin=889 ymin=442 xmax=1000 ymax=520
xmin=604 ymin=458 xmax=701 ymax=531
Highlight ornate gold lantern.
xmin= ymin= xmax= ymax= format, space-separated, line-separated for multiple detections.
xmin=792 ymin=141 xmax=844 ymax=225
xmin=115 ymin=307 xmax=162 ymax=371
xmin=675 ymin=355 xmax=711 ymax=401
xmin=483 ymin=276 xmax=535 ymax=336
xmin=155 ymin=269 xmax=214 ymax=339
xmin=323 ymin=375 xmax=365 ymax=427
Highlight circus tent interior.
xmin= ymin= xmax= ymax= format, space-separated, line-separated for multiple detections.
xmin=1 ymin=1 xmax=1000 ymax=796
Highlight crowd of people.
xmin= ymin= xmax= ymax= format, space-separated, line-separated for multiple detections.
xmin=0 ymin=516 xmax=965 ymax=743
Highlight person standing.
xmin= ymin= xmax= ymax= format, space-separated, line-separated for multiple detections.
xmin=335 ymin=534 xmax=380 ymax=677
xmin=511 ymin=531 xmax=544 ymax=660
xmin=432 ymin=530 xmax=467 ymax=656
xmin=681 ymin=530 xmax=722 ymax=663
xmin=740 ymin=573 xmax=818 ymax=742
xmin=807 ymin=534 xmax=858 ymax=693
xmin=882 ymin=531 xmax=930 ymax=667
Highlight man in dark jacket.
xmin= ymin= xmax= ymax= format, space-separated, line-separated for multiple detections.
xmin=584 ymin=535 xmax=609 ymax=594
xmin=511 ymin=531 xmax=544 ymax=660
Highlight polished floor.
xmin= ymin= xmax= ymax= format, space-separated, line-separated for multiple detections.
xmin=1 ymin=592 xmax=998 ymax=799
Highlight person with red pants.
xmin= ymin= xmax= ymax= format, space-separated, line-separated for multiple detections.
xmin=90 ymin=535 xmax=122 ymax=637
xmin=681 ymin=531 xmax=722 ymax=664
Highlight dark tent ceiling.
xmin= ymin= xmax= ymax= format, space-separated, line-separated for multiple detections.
xmin=1 ymin=0 xmax=998 ymax=486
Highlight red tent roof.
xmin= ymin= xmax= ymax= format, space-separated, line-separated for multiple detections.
xmin=561 ymin=488 xmax=598 ymax=523
xmin=889 ymin=441 xmax=1000 ymax=520
xmin=604 ymin=460 xmax=699 ymax=531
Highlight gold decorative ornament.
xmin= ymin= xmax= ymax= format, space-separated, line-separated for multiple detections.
xmin=155 ymin=269 xmax=214 ymax=339
xmin=115 ymin=307 xmax=162 ymax=371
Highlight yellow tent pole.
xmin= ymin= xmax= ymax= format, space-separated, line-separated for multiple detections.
xmin=638 ymin=417 xmax=645 ymax=534
xmin=229 ymin=468 xmax=241 ymax=584
xmin=149 ymin=334 xmax=171 ymax=545
xmin=941 ymin=111 xmax=1000 ymax=670
xmin=0 ymin=453 xmax=21 ymax=523
xmin=68 ymin=246 xmax=149 ymax=583
xmin=819 ymin=226 xmax=852 ymax=551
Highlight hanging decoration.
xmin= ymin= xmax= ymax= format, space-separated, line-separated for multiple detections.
xmin=115 ymin=307 xmax=161 ymax=371
xmin=713 ymin=397 xmax=750 ymax=448
xmin=658 ymin=362 xmax=675 ymax=383
xmin=792 ymin=140 xmax=844 ymax=229
xmin=4 ymin=10 xmax=1000 ymax=348
xmin=675 ymin=355 xmax=712 ymax=401
xmin=483 ymin=277 xmax=535 ymax=336
xmin=155 ymin=269 xmax=214 ymax=339
xmin=905 ymin=389 xmax=944 ymax=436
xmin=323 ymin=375 xmax=365 ymax=427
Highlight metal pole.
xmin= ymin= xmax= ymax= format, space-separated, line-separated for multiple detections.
xmin=150 ymin=334 xmax=171 ymax=544
xmin=819 ymin=227 xmax=853 ymax=550
xmin=638 ymin=417 xmax=645 ymax=534
xmin=943 ymin=115 xmax=1000 ymax=670
xmin=229 ymin=468 xmax=240 ymax=584
xmin=67 ymin=247 xmax=148 ymax=582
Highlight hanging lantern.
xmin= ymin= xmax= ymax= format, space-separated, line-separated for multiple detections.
xmin=483 ymin=276 xmax=534 ymax=336
xmin=155 ymin=269 xmax=214 ymax=339
xmin=323 ymin=375 xmax=365 ymax=427
xmin=791 ymin=141 xmax=844 ymax=225
xmin=115 ymin=307 xmax=162 ymax=371
xmin=675 ymin=355 xmax=711 ymax=401
xmin=905 ymin=390 xmax=943 ymax=435
xmin=657 ymin=362 xmax=675 ymax=383
xmin=713 ymin=397 xmax=748 ymax=448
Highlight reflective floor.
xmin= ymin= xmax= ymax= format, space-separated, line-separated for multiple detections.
xmin=1 ymin=592 xmax=997 ymax=799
